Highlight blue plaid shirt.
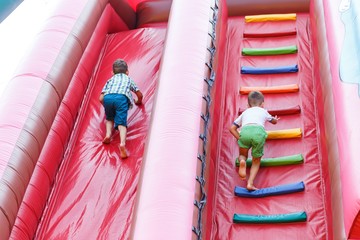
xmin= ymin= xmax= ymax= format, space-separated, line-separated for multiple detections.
xmin=101 ymin=73 xmax=140 ymax=108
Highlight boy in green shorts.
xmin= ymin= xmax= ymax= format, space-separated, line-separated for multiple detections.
xmin=229 ymin=91 xmax=279 ymax=190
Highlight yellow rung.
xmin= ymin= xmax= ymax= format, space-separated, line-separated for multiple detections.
xmin=266 ymin=128 xmax=302 ymax=139
xmin=245 ymin=13 xmax=296 ymax=23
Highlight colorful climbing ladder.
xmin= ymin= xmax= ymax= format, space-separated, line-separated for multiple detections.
xmin=233 ymin=13 xmax=307 ymax=224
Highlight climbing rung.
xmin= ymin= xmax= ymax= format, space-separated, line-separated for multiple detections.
xmin=238 ymin=105 xmax=301 ymax=116
xmin=233 ymin=211 xmax=307 ymax=223
xmin=234 ymin=181 xmax=305 ymax=198
xmin=245 ymin=13 xmax=297 ymax=23
xmin=267 ymin=128 xmax=302 ymax=139
xmin=235 ymin=154 xmax=304 ymax=167
xmin=241 ymin=64 xmax=298 ymax=74
xmin=242 ymin=45 xmax=298 ymax=56
xmin=239 ymin=84 xmax=299 ymax=94
xmin=244 ymin=28 xmax=297 ymax=38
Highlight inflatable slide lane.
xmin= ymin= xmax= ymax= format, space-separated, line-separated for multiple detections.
xmin=0 ymin=0 xmax=359 ymax=239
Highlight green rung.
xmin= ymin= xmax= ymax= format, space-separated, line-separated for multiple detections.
xmin=242 ymin=45 xmax=298 ymax=56
xmin=235 ymin=154 xmax=303 ymax=167
xmin=233 ymin=211 xmax=307 ymax=224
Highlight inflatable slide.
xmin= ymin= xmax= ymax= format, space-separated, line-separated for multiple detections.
xmin=0 ymin=0 xmax=359 ymax=239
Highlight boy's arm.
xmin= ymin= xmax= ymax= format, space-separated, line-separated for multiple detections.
xmin=269 ymin=115 xmax=280 ymax=124
xmin=134 ymin=90 xmax=143 ymax=105
xmin=229 ymin=124 xmax=240 ymax=140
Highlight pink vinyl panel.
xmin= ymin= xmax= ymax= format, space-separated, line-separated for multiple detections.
xmin=131 ymin=0 xmax=214 ymax=239
xmin=322 ymin=0 xmax=360 ymax=237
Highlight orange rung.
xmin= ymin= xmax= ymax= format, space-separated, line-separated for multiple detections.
xmin=239 ymin=84 xmax=299 ymax=94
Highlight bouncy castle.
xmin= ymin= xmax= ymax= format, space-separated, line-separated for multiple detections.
xmin=0 ymin=0 xmax=359 ymax=239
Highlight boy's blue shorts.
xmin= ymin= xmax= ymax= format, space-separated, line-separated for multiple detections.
xmin=103 ymin=94 xmax=129 ymax=129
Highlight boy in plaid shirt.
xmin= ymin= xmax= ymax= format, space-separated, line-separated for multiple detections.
xmin=99 ymin=59 xmax=143 ymax=158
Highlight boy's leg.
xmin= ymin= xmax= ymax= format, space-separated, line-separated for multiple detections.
xmin=238 ymin=147 xmax=249 ymax=180
xmin=118 ymin=125 xmax=128 ymax=158
xmin=103 ymin=120 xmax=114 ymax=144
xmin=237 ymin=127 xmax=250 ymax=180
xmin=247 ymin=156 xmax=261 ymax=190
xmin=113 ymin=94 xmax=129 ymax=158
xmin=246 ymin=126 xmax=266 ymax=190
xmin=102 ymin=94 xmax=116 ymax=144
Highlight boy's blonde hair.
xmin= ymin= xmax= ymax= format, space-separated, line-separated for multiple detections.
xmin=248 ymin=91 xmax=264 ymax=107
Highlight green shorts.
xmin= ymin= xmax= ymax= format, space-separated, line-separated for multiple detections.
xmin=238 ymin=125 xmax=268 ymax=158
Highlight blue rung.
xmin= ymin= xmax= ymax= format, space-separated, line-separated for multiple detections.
xmin=234 ymin=181 xmax=305 ymax=198
xmin=241 ymin=64 xmax=298 ymax=74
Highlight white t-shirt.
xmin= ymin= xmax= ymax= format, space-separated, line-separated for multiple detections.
xmin=233 ymin=107 xmax=273 ymax=128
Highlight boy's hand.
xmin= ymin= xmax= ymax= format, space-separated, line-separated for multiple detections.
xmin=135 ymin=91 xmax=143 ymax=106
xmin=271 ymin=115 xmax=280 ymax=124
xmin=135 ymin=99 xmax=142 ymax=105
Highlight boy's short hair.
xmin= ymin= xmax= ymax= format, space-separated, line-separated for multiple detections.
xmin=248 ymin=91 xmax=264 ymax=107
xmin=113 ymin=59 xmax=128 ymax=74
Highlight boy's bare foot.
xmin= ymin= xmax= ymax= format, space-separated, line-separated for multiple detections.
xmin=239 ymin=159 xmax=246 ymax=180
xmin=119 ymin=145 xmax=128 ymax=159
xmin=102 ymin=136 xmax=111 ymax=144
xmin=246 ymin=184 xmax=258 ymax=191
